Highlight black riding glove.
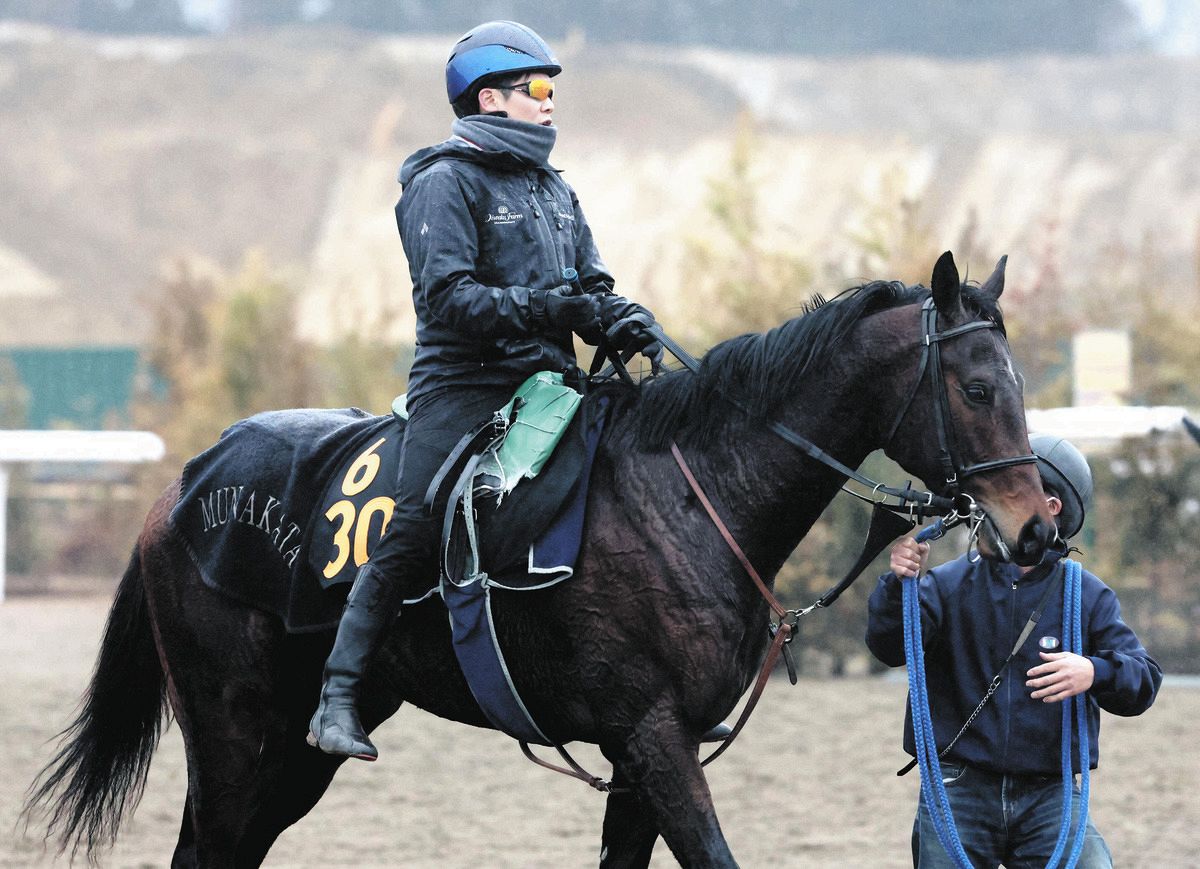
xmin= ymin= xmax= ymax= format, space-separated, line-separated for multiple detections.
xmin=534 ymin=286 xmax=603 ymax=344
xmin=597 ymin=294 xmax=656 ymax=331
xmin=604 ymin=309 xmax=664 ymax=371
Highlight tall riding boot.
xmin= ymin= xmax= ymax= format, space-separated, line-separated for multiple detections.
xmin=307 ymin=563 xmax=398 ymax=760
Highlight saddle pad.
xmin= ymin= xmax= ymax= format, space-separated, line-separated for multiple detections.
xmin=471 ymin=392 xmax=603 ymax=584
xmin=169 ymin=394 xmax=606 ymax=632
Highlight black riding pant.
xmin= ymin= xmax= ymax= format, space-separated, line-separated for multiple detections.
xmin=367 ymin=384 xmax=516 ymax=598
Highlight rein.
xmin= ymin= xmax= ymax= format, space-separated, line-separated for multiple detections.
xmin=649 ymin=299 xmax=1037 ymax=519
xmin=658 ymin=298 xmax=1035 ymax=761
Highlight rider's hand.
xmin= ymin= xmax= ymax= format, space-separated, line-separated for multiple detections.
xmin=598 ymin=294 xmax=656 ymax=330
xmin=1026 ymin=652 xmax=1095 ymax=703
xmin=607 ymin=315 xmax=664 ymax=370
xmin=598 ymin=295 xmax=664 ymax=370
xmin=890 ymin=537 xmax=929 ymax=579
xmin=540 ymin=286 xmax=603 ymax=343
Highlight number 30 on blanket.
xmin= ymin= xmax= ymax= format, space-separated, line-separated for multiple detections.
xmin=322 ymin=437 xmax=396 ymax=578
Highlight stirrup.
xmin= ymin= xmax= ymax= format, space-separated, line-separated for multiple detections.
xmin=701 ymin=722 xmax=733 ymax=743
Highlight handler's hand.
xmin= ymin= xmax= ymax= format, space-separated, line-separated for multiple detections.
xmin=889 ymin=538 xmax=929 ymax=579
xmin=1026 ymin=652 xmax=1094 ymax=703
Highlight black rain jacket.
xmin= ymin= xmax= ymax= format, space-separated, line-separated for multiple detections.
xmin=396 ymin=138 xmax=614 ymax=404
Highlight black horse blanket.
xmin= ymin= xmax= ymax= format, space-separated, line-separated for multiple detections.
xmin=169 ymin=403 xmax=597 ymax=632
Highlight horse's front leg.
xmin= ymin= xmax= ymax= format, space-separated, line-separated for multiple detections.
xmin=604 ymin=704 xmax=737 ymax=869
xmin=598 ymin=762 xmax=660 ymax=869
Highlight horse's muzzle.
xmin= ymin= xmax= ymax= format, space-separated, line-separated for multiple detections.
xmin=982 ymin=512 xmax=1053 ymax=566
xmin=1014 ymin=513 xmax=1055 ymax=565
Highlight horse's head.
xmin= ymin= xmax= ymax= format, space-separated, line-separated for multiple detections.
xmin=882 ymin=252 xmax=1054 ymax=565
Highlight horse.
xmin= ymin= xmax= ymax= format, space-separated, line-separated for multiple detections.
xmin=25 ymin=252 xmax=1055 ymax=867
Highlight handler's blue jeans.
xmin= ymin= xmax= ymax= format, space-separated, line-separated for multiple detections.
xmin=912 ymin=762 xmax=1112 ymax=868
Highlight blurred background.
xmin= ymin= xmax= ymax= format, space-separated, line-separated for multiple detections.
xmin=1 ymin=0 xmax=1199 ymax=673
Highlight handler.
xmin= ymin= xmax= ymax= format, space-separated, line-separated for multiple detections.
xmin=866 ymin=434 xmax=1161 ymax=867
xmin=308 ymin=20 xmax=663 ymax=760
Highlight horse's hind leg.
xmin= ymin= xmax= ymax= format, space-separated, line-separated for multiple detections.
xmin=170 ymin=799 xmax=196 ymax=868
xmin=236 ymin=628 xmax=406 ymax=865
xmin=142 ymin=527 xmax=287 ymax=865
xmin=168 ymin=622 xmax=285 ymax=866
xmin=235 ymin=712 xmax=348 ymax=865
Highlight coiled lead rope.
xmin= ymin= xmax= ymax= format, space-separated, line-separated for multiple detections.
xmin=904 ymin=536 xmax=1090 ymax=868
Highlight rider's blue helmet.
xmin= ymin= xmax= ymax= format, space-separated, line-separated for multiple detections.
xmin=445 ymin=21 xmax=561 ymax=105
xmin=1029 ymin=434 xmax=1093 ymax=539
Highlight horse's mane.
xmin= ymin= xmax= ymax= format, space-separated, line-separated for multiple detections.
xmin=615 ymin=279 xmax=1004 ymax=450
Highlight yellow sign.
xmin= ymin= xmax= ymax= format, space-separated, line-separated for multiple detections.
xmin=1072 ymin=330 xmax=1130 ymax=407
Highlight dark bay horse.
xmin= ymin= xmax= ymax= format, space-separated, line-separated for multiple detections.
xmin=26 ymin=252 xmax=1054 ymax=867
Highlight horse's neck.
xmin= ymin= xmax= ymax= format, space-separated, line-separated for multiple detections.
xmin=692 ymin=388 xmax=877 ymax=582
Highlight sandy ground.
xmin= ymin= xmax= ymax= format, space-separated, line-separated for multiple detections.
xmin=2 ymin=595 xmax=1197 ymax=868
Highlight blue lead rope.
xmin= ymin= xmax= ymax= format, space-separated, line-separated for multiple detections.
xmin=1046 ymin=558 xmax=1091 ymax=869
xmin=902 ymin=530 xmax=1090 ymax=869
xmin=904 ymin=521 xmax=973 ymax=868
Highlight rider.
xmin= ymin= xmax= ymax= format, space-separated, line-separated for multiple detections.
xmin=866 ymin=434 xmax=1161 ymax=868
xmin=308 ymin=21 xmax=664 ymax=760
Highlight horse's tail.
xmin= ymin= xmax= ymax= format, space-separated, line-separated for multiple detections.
xmin=22 ymin=544 xmax=168 ymax=860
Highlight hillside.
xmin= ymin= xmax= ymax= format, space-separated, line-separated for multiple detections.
xmin=1 ymin=23 xmax=1198 ymax=347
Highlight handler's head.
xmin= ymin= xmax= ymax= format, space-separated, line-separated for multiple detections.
xmin=445 ymin=21 xmax=561 ymax=119
xmin=1029 ymin=434 xmax=1093 ymax=540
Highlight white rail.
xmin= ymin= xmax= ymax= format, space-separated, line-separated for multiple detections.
xmin=0 ymin=430 xmax=164 ymax=602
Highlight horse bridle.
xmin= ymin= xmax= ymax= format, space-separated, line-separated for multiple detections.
xmin=638 ymin=295 xmax=1037 ymax=523
xmin=883 ymin=297 xmax=1038 ymax=495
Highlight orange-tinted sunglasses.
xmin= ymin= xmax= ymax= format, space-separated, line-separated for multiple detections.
xmin=496 ymin=78 xmax=555 ymax=101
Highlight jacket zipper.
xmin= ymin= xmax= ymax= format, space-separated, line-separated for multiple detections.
xmin=1001 ymin=575 xmax=1018 ymax=768
xmin=526 ymin=171 xmax=566 ymax=282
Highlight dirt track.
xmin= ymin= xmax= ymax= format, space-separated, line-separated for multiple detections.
xmin=2 ymin=595 xmax=1196 ymax=868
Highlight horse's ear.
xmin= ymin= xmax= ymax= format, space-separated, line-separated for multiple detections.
xmin=979 ymin=255 xmax=1008 ymax=302
xmin=931 ymin=251 xmax=962 ymax=314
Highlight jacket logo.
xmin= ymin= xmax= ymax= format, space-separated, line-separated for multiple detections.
xmin=485 ymin=203 xmax=524 ymax=224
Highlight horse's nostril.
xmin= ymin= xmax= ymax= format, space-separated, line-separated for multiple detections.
xmin=1015 ymin=515 xmax=1051 ymax=562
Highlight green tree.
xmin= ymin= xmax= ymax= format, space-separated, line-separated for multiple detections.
xmin=677 ymin=114 xmax=818 ymax=347
xmin=1130 ymin=293 xmax=1200 ymax=407
xmin=1090 ymin=433 xmax=1200 ymax=673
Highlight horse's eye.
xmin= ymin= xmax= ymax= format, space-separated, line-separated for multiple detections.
xmin=963 ymin=383 xmax=992 ymax=405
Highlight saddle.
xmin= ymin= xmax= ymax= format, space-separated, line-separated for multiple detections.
xmin=426 ymin=372 xmax=594 ymax=587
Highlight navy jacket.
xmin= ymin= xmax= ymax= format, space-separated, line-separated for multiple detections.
xmin=866 ymin=550 xmax=1161 ymax=775
xmin=396 ymin=139 xmax=614 ymax=404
